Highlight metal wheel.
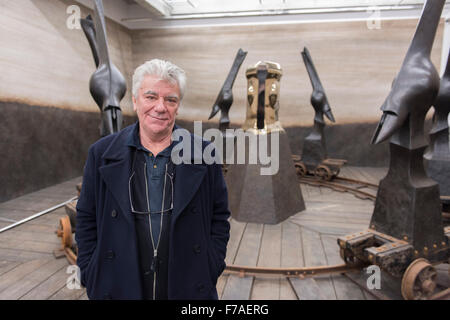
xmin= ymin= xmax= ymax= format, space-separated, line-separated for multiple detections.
xmin=64 ymin=247 xmax=77 ymax=265
xmin=340 ymin=248 xmax=364 ymax=267
xmin=76 ymin=182 xmax=82 ymax=196
xmin=57 ymin=215 xmax=73 ymax=248
xmin=314 ymin=165 xmax=332 ymax=181
xmin=401 ymin=258 xmax=437 ymax=300
xmin=334 ymin=168 xmax=340 ymax=177
xmin=67 ymin=209 xmax=77 ymax=231
xmin=295 ymin=162 xmax=307 ymax=177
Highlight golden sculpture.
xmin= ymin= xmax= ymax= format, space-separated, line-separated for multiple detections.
xmin=243 ymin=61 xmax=283 ymax=134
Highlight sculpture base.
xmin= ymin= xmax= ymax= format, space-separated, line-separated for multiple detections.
xmin=371 ymin=143 xmax=445 ymax=249
xmin=301 ymin=136 xmax=327 ymax=168
xmin=425 ymin=157 xmax=450 ymax=196
xmin=226 ymin=130 xmax=305 ymax=224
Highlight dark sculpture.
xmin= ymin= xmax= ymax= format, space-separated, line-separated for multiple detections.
xmin=80 ymin=15 xmax=99 ymax=67
xmin=208 ymin=48 xmax=248 ymax=131
xmin=80 ymin=0 xmax=126 ymax=137
xmin=424 ymin=48 xmax=450 ymax=200
xmin=300 ymin=47 xmax=335 ymax=168
xmin=369 ymin=0 xmax=446 ymax=251
xmin=338 ymin=1 xmax=449 ymax=300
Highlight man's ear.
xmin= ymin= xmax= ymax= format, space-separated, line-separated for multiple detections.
xmin=132 ymin=95 xmax=137 ymax=112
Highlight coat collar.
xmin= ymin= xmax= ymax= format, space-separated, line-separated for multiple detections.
xmin=99 ymin=122 xmax=207 ymax=223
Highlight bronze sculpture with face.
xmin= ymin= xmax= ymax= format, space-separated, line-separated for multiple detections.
xmin=243 ymin=61 xmax=283 ymax=134
xmin=225 ymin=61 xmax=305 ymax=224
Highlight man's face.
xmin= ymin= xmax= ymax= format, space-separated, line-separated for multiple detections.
xmin=133 ymin=74 xmax=180 ymax=137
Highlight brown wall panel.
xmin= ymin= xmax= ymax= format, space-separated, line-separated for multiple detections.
xmin=0 ymin=101 xmax=137 ymax=202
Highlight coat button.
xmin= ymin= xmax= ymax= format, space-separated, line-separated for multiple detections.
xmin=111 ymin=209 xmax=118 ymax=218
xmin=191 ymin=205 xmax=197 ymax=214
xmin=193 ymin=244 xmax=201 ymax=254
xmin=196 ymin=283 xmax=205 ymax=292
xmin=106 ymin=250 xmax=115 ymax=260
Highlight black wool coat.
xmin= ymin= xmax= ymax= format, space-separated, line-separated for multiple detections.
xmin=75 ymin=123 xmax=231 ymax=299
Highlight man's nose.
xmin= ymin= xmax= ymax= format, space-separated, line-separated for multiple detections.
xmin=153 ymin=97 xmax=167 ymax=112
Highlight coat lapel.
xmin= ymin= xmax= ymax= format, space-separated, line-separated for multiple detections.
xmin=98 ymin=125 xmax=135 ymax=225
xmin=173 ymin=163 xmax=207 ymax=223
xmin=98 ymin=123 xmax=208 ymax=225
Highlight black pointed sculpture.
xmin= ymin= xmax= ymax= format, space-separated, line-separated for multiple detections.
xmin=424 ymin=48 xmax=450 ymax=201
xmin=338 ymin=2 xmax=449 ymax=300
xmin=296 ymin=48 xmax=345 ymax=180
xmin=338 ymin=1 xmax=449 ymax=293
xmin=369 ymin=0 xmax=446 ymax=251
xmin=208 ymin=48 xmax=248 ymax=131
xmin=81 ymin=0 xmax=126 ymax=137
xmin=300 ymin=47 xmax=335 ymax=167
xmin=80 ymin=15 xmax=99 ymax=67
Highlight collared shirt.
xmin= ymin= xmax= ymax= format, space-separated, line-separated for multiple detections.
xmin=127 ymin=123 xmax=174 ymax=244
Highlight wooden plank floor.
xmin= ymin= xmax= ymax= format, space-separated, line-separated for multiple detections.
xmin=0 ymin=177 xmax=86 ymax=300
xmin=0 ymin=167 xmax=447 ymax=300
xmin=221 ymin=166 xmax=389 ymax=300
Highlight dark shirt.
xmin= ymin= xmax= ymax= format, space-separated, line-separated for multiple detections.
xmin=127 ymin=123 xmax=175 ymax=299
xmin=127 ymin=123 xmax=174 ymax=244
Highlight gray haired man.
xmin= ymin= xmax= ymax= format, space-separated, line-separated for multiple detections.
xmin=76 ymin=59 xmax=231 ymax=300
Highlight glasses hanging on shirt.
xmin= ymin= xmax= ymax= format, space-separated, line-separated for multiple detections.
xmin=129 ymin=157 xmax=174 ymax=215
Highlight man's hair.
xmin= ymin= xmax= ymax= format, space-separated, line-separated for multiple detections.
xmin=132 ymin=59 xmax=186 ymax=100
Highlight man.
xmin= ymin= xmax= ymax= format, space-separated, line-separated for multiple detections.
xmin=76 ymin=59 xmax=231 ymax=300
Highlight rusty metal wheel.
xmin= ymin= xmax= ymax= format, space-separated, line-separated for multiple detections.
xmin=314 ymin=165 xmax=332 ymax=181
xmin=334 ymin=168 xmax=340 ymax=177
xmin=340 ymin=248 xmax=364 ymax=267
xmin=295 ymin=162 xmax=307 ymax=177
xmin=64 ymin=247 xmax=77 ymax=265
xmin=57 ymin=215 xmax=73 ymax=249
xmin=401 ymin=258 xmax=437 ymax=300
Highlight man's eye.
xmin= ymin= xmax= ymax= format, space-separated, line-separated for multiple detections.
xmin=147 ymin=96 xmax=157 ymax=100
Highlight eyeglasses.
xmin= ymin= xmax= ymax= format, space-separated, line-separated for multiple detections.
xmin=129 ymin=162 xmax=174 ymax=215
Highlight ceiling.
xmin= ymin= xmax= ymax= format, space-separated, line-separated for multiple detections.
xmin=143 ymin=0 xmax=428 ymax=16
xmin=74 ymin=0 xmax=450 ymax=29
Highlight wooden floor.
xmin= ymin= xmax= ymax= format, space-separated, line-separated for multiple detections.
xmin=219 ymin=166 xmax=385 ymax=300
xmin=0 ymin=177 xmax=87 ymax=300
xmin=0 ymin=167 xmax=447 ymax=300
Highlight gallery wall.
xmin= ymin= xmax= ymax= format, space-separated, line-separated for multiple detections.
xmin=132 ymin=18 xmax=442 ymax=168
xmin=0 ymin=0 xmax=444 ymax=201
xmin=132 ymin=19 xmax=444 ymax=126
xmin=0 ymin=0 xmax=136 ymax=201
